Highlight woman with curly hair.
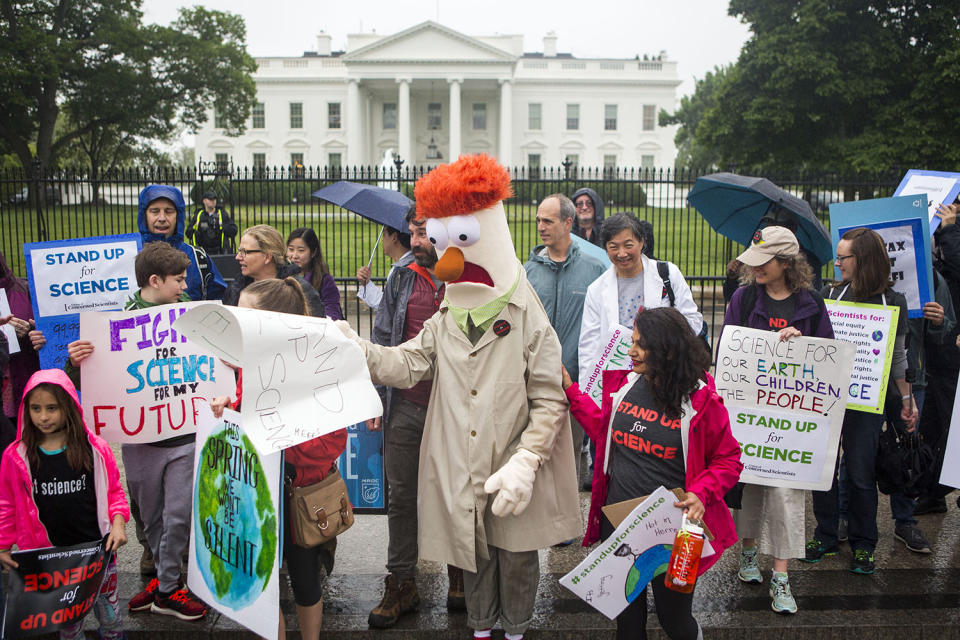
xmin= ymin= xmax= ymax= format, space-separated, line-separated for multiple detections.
xmin=563 ymin=306 xmax=742 ymax=640
xmin=721 ymin=226 xmax=834 ymax=614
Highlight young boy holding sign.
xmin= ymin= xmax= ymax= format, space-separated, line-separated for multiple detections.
xmin=65 ymin=242 xmax=209 ymax=621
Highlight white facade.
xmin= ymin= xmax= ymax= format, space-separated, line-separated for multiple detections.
xmin=196 ymin=22 xmax=680 ymax=171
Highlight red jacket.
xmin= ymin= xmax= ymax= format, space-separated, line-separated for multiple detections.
xmin=233 ymin=372 xmax=346 ymax=487
xmin=566 ymin=369 xmax=742 ymax=574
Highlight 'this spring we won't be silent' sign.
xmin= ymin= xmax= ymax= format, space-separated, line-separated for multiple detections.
xmin=714 ymin=326 xmax=854 ymax=490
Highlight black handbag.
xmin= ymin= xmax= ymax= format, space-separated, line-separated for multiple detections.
xmin=876 ymin=424 xmax=935 ymax=498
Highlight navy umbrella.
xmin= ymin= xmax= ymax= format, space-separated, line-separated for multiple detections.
xmin=687 ymin=172 xmax=833 ymax=266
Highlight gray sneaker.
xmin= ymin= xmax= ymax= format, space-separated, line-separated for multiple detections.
xmin=770 ymin=575 xmax=798 ymax=614
xmin=894 ymin=523 xmax=931 ymax=554
xmin=738 ymin=548 xmax=762 ymax=584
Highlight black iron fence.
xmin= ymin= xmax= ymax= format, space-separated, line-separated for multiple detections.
xmin=0 ymin=164 xmax=900 ymax=349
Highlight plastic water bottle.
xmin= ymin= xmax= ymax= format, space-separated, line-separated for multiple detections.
xmin=664 ymin=515 xmax=705 ymax=593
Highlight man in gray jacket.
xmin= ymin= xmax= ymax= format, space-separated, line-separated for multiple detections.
xmin=524 ymin=193 xmax=605 ymax=490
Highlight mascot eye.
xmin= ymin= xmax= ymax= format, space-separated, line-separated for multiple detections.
xmin=425 ymin=218 xmax=449 ymax=250
xmin=448 ymin=214 xmax=481 ymax=247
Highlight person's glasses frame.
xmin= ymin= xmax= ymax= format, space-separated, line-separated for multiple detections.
xmin=236 ymin=248 xmax=263 ymax=257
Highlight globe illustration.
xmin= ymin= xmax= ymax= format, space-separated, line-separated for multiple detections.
xmin=194 ymin=426 xmax=277 ymax=609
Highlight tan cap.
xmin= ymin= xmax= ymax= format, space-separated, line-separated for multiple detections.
xmin=737 ymin=225 xmax=800 ymax=266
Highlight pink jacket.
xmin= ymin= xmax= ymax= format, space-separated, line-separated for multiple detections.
xmin=0 ymin=370 xmax=129 ymax=552
xmin=566 ymin=369 xmax=742 ymax=574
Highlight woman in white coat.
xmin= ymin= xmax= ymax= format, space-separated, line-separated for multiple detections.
xmin=577 ymin=212 xmax=704 ymax=389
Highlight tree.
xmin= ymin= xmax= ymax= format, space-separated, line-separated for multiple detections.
xmin=0 ymin=1 xmax=256 ymax=172
xmin=659 ymin=66 xmax=730 ymax=170
xmin=672 ymin=0 xmax=960 ymax=173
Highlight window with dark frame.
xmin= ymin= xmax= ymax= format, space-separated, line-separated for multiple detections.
xmin=289 ymin=102 xmax=303 ymax=129
xmin=566 ymin=104 xmax=579 ymax=130
xmin=472 ymin=103 xmax=487 ymax=130
xmin=328 ymin=102 xmax=341 ymax=129
xmin=383 ymin=102 xmax=397 ymax=129
xmin=604 ymin=104 xmax=618 ymax=131
xmin=428 ymin=103 xmax=442 ymax=130
xmin=252 ymin=103 xmax=265 ymax=129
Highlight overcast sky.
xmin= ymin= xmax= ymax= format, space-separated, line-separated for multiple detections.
xmin=142 ymin=0 xmax=751 ymax=98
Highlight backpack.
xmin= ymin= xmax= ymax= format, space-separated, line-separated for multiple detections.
xmin=737 ymin=284 xmax=825 ymax=336
xmin=187 ymin=244 xmax=213 ymax=300
xmin=657 ymin=261 xmax=710 ymax=349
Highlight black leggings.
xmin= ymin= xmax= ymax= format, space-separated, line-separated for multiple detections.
xmin=600 ymin=517 xmax=699 ymax=640
xmin=283 ymin=495 xmax=334 ymax=607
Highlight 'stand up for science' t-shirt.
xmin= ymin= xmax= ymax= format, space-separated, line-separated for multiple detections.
xmin=606 ymin=376 xmax=686 ymax=505
xmin=32 ymin=444 xmax=100 ymax=546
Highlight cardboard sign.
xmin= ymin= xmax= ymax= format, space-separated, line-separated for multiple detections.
xmin=830 ymin=195 xmax=933 ymax=318
xmin=79 ymin=302 xmax=234 ymax=443
xmin=23 ymin=234 xmax=141 ymax=369
xmin=0 ymin=289 xmax=20 ymax=355
xmin=940 ymin=369 xmax=960 ymax=490
xmin=893 ymin=169 xmax=960 ymax=234
xmin=188 ymin=405 xmax=280 ymax=640
xmin=2 ymin=537 xmax=111 ymax=638
xmin=337 ymin=423 xmax=386 ymax=512
xmin=714 ymin=327 xmax=854 ymax=490
xmin=581 ymin=323 xmax=633 ymax=407
xmin=172 ymin=305 xmax=382 ymax=453
xmin=560 ymin=486 xmax=713 ymax=620
xmin=823 ymin=299 xmax=898 ymax=413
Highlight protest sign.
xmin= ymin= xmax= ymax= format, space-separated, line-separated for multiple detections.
xmin=188 ymin=405 xmax=280 ymax=640
xmin=893 ymin=169 xmax=960 ymax=234
xmin=79 ymin=301 xmax=234 ymax=444
xmin=560 ymin=486 xmax=712 ymax=620
xmin=829 ymin=195 xmax=932 ymax=318
xmin=0 ymin=289 xmax=20 ymax=355
xmin=939 ymin=370 xmax=960 ymax=490
xmin=2 ymin=537 xmax=110 ymax=639
xmin=23 ymin=234 xmax=141 ymax=369
xmin=581 ymin=323 xmax=633 ymax=407
xmin=338 ymin=422 xmax=386 ymax=512
xmin=714 ymin=327 xmax=854 ymax=490
xmin=173 ymin=305 xmax=382 ymax=453
xmin=824 ymin=299 xmax=898 ymax=413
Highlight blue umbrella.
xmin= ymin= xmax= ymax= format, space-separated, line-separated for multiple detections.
xmin=312 ymin=181 xmax=411 ymax=232
xmin=687 ymin=172 xmax=833 ymax=266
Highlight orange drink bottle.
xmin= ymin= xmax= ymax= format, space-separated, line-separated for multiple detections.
xmin=664 ymin=515 xmax=705 ymax=594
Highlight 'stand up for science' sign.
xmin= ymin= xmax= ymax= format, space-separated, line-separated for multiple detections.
xmin=581 ymin=324 xmax=633 ymax=407
xmin=79 ymin=302 xmax=234 ymax=443
xmin=714 ymin=327 xmax=854 ymax=490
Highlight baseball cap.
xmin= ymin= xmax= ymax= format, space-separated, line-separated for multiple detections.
xmin=736 ymin=225 xmax=799 ymax=266
xmin=202 ymin=190 xmax=218 ymax=200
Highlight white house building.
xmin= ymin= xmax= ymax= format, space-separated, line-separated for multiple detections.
xmin=195 ymin=21 xmax=680 ymax=172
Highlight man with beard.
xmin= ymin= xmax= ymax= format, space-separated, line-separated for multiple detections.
xmin=366 ymin=205 xmax=464 ymax=627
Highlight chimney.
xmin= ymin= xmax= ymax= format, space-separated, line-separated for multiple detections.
xmin=316 ymin=32 xmax=332 ymax=56
xmin=543 ymin=31 xmax=557 ymax=57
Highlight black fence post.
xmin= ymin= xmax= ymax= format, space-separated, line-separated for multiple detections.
xmin=31 ymin=158 xmax=48 ymax=241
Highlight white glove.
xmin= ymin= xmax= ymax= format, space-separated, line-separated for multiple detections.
xmin=484 ymin=448 xmax=541 ymax=517
xmin=334 ymin=319 xmax=362 ymax=344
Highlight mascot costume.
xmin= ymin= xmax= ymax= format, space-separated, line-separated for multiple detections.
xmin=337 ymin=154 xmax=581 ymax=639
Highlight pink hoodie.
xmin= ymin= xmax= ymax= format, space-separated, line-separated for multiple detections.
xmin=0 ymin=370 xmax=129 ymax=551
xmin=566 ymin=369 xmax=742 ymax=575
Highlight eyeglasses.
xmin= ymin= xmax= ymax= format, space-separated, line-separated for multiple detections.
xmin=236 ymin=249 xmax=263 ymax=257
xmin=575 ymin=201 xmax=594 ymax=209
xmin=835 ymin=254 xmax=854 ymax=262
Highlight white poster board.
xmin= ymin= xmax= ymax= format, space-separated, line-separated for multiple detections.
xmin=79 ymin=302 xmax=234 ymax=443
xmin=714 ymin=327 xmax=854 ymax=490
xmin=581 ymin=323 xmax=633 ymax=407
xmin=188 ymin=405 xmax=280 ymax=640
xmin=0 ymin=290 xmax=20 ymax=355
xmin=939 ymin=369 xmax=960 ymax=490
xmin=560 ymin=486 xmax=712 ymax=619
xmin=173 ymin=305 xmax=382 ymax=453
xmin=893 ymin=170 xmax=960 ymax=234
xmin=823 ymin=300 xmax=899 ymax=413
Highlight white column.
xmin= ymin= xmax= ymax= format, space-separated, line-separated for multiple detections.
xmin=448 ymin=78 xmax=462 ymax=160
xmin=397 ymin=78 xmax=411 ymax=166
xmin=346 ymin=79 xmax=362 ymax=166
xmin=498 ymin=79 xmax=513 ymax=167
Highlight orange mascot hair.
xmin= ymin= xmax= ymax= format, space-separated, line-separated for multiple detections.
xmin=414 ymin=154 xmax=513 ymax=219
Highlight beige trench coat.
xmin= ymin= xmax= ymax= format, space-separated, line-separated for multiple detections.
xmin=361 ymin=273 xmax=582 ymax=572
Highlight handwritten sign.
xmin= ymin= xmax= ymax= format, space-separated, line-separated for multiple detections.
xmin=714 ymin=327 xmax=854 ymax=489
xmin=823 ymin=300 xmax=897 ymax=413
xmin=172 ymin=305 xmax=382 ymax=453
xmin=893 ymin=169 xmax=960 ymax=234
xmin=187 ymin=405 xmax=280 ymax=640
xmin=0 ymin=289 xmax=19 ymax=355
xmin=338 ymin=423 xmax=386 ymax=512
xmin=581 ymin=323 xmax=633 ymax=407
xmin=2 ymin=537 xmax=111 ymax=638
xmin=78 ymin=301 xmax=233 ymax=443
xmin=830 ymin=196 xmax=933 ymax=318
xmin=24 ymin=234 xmax=141 ymax=369
xmin=560 ymin=487 xmax=711 ymax=619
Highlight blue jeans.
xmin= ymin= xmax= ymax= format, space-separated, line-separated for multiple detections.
xmin=814 ymin=409 xmax=884 ymax=552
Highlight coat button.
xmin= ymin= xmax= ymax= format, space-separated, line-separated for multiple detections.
xmin=471 ymin=430 xmax=477 ymax=437
xmin=470 ymin=352 xmax=477 ymax=357
xmin=471 ymin=389 xmax=477 ymax=396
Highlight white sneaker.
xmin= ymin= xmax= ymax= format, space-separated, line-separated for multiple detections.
xmin=770 ymin=575 xmax=798 ymax=614
xmin=738 ymin=549 xmax=762 ymax=584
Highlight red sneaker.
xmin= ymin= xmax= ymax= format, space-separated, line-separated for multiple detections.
xmin=128 ymin=578 xmax=159 ymax=612
xmin=151 ymin=588 xmax=209 ymax=621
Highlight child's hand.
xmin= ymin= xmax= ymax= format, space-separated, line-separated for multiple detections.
xmin=105 ymin=515 xmax=127 ymax=552
xmin=674 ymin=491 xmax=705 ymax=521
xmin=67 ymin=340 xmax=95 ymax=367
xmin=28 ymin=321 xmax=46 ymax=350
xmin=210 ymin=396 xmax=231 ymax=418
xmin=0 ymin=549 xmax=18 ymax=570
